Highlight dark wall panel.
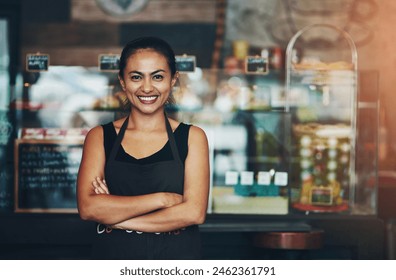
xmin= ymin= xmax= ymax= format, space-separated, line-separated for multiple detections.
xmin=21 ymin=0 xmax=70 ymax=23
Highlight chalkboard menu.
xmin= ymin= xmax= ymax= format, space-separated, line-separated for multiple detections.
xmin=26 ymin=54 xmax=49 ymax=72
xmin=99 ymin=54 xmax=120 ymax=71
xmin=15 ymin=139 xmax=83 ymax=213
xmin=245 ymin=56 xmax=269 ymax=75
xmin=175 ymin=55 xmax=196 ymax=73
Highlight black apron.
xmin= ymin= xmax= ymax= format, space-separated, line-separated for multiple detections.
xmin=91 ymin=115 xmax=201 ymax=260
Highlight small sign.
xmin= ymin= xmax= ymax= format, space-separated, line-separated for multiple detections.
xmin=175 ymin=55 xmax=196 ymax=73
xmin=245 ymin=56 xmax=268 ymax=75
xmin=274 ymin=172 xmax=288 ymax=186
xmin=240 ymin=171 xmax=254 ymax=185
xmin=257 ymin=171 xmax=271 ymax=185
xmin=26 ymin=54 xmax=49 ymax=72
xmin=225 ymin=171 xmax=238 ymax=185
xmin=99 ymin=54 xmax=120 ymax=71
xmin=310 ymin=187 xmax=333 ymax=205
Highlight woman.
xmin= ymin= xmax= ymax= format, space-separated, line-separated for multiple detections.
xmin=77 ymin=37 xmax=210 ymax=260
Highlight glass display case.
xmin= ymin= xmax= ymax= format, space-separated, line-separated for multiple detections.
xmin=174 ymin=69 xmax=291 ymax=215
xmin=1 ymin=36 xmax=378 ymax=215
xmin=285 ymin=24 xmax=377 ymax=215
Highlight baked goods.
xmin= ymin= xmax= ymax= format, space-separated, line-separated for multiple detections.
xmin=293 ymin=60 xmax=354 ymax=71
xmin=92 ymin=91 xmax=127 ymax=109
xmin=293 ymin=123 xmax=351 ymax=207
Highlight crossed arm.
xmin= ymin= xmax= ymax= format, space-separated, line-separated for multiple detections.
xmin=76 ymin=125 xmax=210 ymax=233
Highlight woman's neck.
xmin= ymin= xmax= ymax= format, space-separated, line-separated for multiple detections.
xmin=128 ymin=110 xmax=166 ymax=132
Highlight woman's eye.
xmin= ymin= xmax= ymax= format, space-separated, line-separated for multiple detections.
xmin=130 ymin=75 xmax=141 ymax=81
xmin=153 ymin=75 xmax=163 ymax=81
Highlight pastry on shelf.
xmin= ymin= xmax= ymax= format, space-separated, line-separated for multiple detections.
xmin=92 ymin=91 xmax=127 ymax=110
xmin=293 ymin=60 xmax=353 ymax=71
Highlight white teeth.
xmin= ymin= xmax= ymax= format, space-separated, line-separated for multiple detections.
xmin=138 ymin=96 xmax=157 ymax=101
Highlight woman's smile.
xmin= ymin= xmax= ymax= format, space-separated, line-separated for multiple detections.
xmin=137 ymin=95 xmax=159 ymax=104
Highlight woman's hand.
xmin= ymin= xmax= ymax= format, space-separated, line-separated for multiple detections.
xmin=92 ymin=176 xmax=182 ymax=208
xmin=92 ymin=177 xmax=109 ymax=195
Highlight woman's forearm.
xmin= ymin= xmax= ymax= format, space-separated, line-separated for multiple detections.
xmin=79 ymin=191 xmax=182 ymax=225
xmin=111 ymin=201 xmax=206 ymax=233
xmin=78 ymin=177 xmax=183 ymax=225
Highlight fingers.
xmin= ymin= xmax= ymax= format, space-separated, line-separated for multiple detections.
xmin=92 ymin=177 xmax=110 ymax=195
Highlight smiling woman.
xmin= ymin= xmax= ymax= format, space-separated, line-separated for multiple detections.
xmin=76 ymin=37 xmax=210 ymax=260
xmin=119 ymin=49 xmax=177 ymax=115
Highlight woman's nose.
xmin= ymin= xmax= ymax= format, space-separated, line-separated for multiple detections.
xmin=142 ymin=78 xmax=153 ymax=93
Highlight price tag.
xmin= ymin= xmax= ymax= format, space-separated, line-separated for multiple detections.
xmin=245 ymin=56 xmax=268 ymax=75
xmin=257 ymin=171 xmax=271 ymax=185
xmin=274 ymin=172 xmax=288 ymax=186
xmin=225 ymin=171 xmax=238 ymax=185
xmin=99 ymin=54 xmax=120 ymax=71
xmin=175 ymin=55 xmax=196 ymax=73
xmin=240 ymin=171 xmax=254 ymax=185
xmin=310 ymin=187 xmax=333 ymax=205
xmin=26 ymin=54 xmax=49 ymax=72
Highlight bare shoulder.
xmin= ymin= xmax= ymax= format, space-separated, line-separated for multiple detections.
xmin=86 ymin=125 xmax=103 ymax=137
xmin=84 ymin=125 xmax=103 ymax=146
xmin=188 ymin=125 xmax=208 ymax=146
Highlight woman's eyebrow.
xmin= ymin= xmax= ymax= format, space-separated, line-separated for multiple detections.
xmin=151 ymin=69 xmax=166 ymax=75
xmin=128 ymin=69 xmax=166 ymax=75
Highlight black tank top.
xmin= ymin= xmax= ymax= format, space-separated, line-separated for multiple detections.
xmin=101 ymin=122 xmax=190 ymax=165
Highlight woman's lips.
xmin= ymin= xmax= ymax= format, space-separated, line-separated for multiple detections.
xmin=137 ymin=95 xmax=159 ymax=104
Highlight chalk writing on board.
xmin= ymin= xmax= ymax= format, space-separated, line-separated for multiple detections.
xmin=26 ymin=54 xmax=49 ymax=71
xmin=245 ymin=56 xmax=269 ymax=74
xmin=176 ymin=55 xmax=196 ymax=73
xmin=99 ymin=54 xmax=120 ymax=71
xmin=15 ymin=140 xmax=83 ymax=212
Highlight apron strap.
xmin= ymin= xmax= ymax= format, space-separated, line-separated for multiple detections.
xmin=108 ymin=116 xmax=129 ymax=162
xmin=164 ymin=113 xmax=183 ymax=166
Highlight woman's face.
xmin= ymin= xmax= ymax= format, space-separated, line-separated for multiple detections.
xmin=119 ymin=49 xmax=177 ymax=115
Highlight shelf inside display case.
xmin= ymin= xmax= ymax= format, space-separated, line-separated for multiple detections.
xmin=212 ymin=186 xmax=288 ymax=215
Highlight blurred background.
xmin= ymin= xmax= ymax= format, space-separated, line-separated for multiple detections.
xmin=1 ymin=0 xmax=396 ymax=260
